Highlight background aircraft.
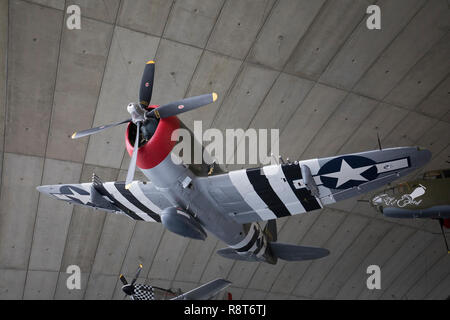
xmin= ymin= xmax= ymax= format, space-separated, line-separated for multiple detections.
xmin=37 ymin=61 xmax=432 ymax=265
xmin=370 ymin=169 xmax=450 ymax=252
xmin=119 ymin=264 xmax=230 ymax=300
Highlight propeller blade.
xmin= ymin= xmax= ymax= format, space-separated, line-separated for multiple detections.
xmin=125 ymin=122 xmax=140 ymax=189
xmin=71 ymin=118 xmax=131 ymax=139
xmin=131 ymin=264 xmax=143 ymax=285
xmin=150 ymin=93 xmax=218 ymax=119
xmin=139 ymin=60 xmax=155 ymax=108
xmin=119 ymin=274 xmax=128 ymax=285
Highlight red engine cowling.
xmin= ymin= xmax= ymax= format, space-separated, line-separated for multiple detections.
xmin=125 ymin=105 xmax=180 ymax=169
xmin=444 ymin=219 xmax=450 ymax=229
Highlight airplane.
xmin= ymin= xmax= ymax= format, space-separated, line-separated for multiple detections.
xmin=370 ymin=168 xmax=450 ymax=253
xmin=119 ymin=264 xmax=231 ymax=300
xmin=37 ymin=60 xmax=432 ymax=265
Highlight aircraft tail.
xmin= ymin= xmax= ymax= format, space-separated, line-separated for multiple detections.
xmin=216 ymin=242 xmax=329 ymax=263
xmin=268 ymin=242 xmax=329 ymax=261
xmin=265 ymin=219 xmax=329 ymax=261
xmin=263 ymin=219 xmax=277 ymax=242
xmin=217 ymin=219 xmax=329 ymax=263
xmin=216 ymin=248 xmax=260 ymax=262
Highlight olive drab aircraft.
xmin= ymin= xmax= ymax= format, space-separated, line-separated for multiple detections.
xmin=37 ymin=61 xmax=432 ymax=265
xmin=371 ymin=169 xmax=450 ymax=253
xmin=119 ymin=264 xmax=230 ymax=300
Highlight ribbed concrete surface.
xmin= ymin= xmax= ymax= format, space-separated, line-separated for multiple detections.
xmin=0 ymin=0 xmax=449 ymax=300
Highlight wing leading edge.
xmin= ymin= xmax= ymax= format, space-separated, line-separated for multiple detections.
xmin=36 ymin=180 xmax=171 ymax=222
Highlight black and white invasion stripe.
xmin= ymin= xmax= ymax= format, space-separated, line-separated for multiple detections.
xmin=114 ymin=182 xmax=161 ymax=222
xmin=280 ymin=163 xmax=322 ymax=211
xmin=229 ymin=223 xmax=267 ymax=257
xmin=246 ymin=167 xmax=291 ymax=218
xmin=230 ymin=224 xmax=259 ymax=252
xmin=229 ymin=164 xmax=322 ymax=221
xmin=95 ymin=182 xmax=161 ymax=222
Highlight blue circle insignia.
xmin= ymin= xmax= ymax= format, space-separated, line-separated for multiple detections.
xmin=318 ymin=155 xmax=378 ymax=190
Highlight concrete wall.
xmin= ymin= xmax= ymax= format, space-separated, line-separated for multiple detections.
xmin=1 ymin=0 xmax=449 ymax=300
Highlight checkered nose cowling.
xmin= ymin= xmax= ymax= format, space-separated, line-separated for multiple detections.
xmin=130 ymin=284 xmax=155 ymax=300
xmin=120 ymin=264 xmax=155 ymax=300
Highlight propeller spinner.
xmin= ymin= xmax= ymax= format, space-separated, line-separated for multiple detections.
xmin=71 ymin=60 xmax=218 ymax=189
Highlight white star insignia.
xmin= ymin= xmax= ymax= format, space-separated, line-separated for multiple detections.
xmin=322 ymin=159 xmax=373 ymax=188
xmin=51 ymin=188 xmax=91 ymax=205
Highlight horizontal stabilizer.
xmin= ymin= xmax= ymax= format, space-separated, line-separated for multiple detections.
xmin=269 ymin=242 xmax=329 ymax=261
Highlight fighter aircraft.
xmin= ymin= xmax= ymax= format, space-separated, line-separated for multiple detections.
xmin=370 ymin=169 xmax=450 ymax=252
xmin=37 ymin=61 xmax=432 ymax=264
xmin=119 ymin=264 xmax=230 ymax=300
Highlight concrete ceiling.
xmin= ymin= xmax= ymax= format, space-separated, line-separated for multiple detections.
xmin=0 ymin=0 xmax=449 ymax=300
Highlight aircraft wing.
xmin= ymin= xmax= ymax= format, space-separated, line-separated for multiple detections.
xmin=199 ymin=147 xmax=431 ymax=224
xmin=36 ymin=180 xmax=172 ymax=222
xmin=171 ymin=279 xmax=231 ymax=300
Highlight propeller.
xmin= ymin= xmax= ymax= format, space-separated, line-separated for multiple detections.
xmin=120 ymin=263 xmax=143 ymax=297
xmin=145 ymin=92 xmax=217 ymax=119
xmin=71 ymin=118 xmax=131 ymax=139
xmin=139 ymin=60 xmax=155 ymax=107
xmin=70 ymin=60 xmax=218 ymax=189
